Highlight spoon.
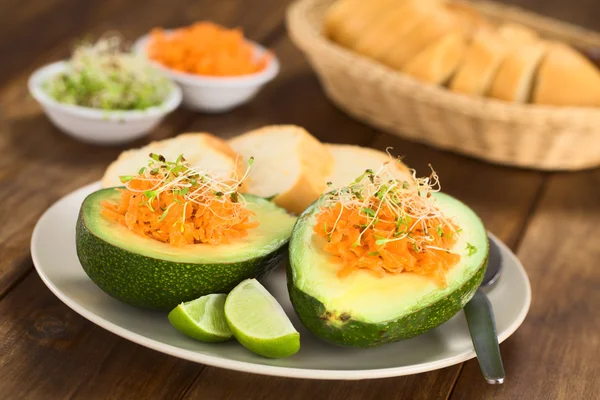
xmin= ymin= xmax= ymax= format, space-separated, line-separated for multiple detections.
xmin=463 ymin=236 xmax=504 ymax=384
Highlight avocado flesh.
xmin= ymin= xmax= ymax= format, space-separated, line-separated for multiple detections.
xmin=288 ymin=192 xmax=488 ymax=347
xmin=77 ymin=188 xmax=296 ymax=310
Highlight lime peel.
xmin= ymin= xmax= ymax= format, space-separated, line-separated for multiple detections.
xmin=168 ymin=294 xmax=232 ymax=342
xmin=225 ymin=279 xmax=300 ymax=359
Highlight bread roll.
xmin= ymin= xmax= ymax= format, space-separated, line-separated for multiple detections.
xmin=402 ymin=31 xmax=468 ymax=85
xmin=380 ymin=5 xmax=465 ymax=70
xmin=325 ymin=0 xmax=398 ymax=48
xmin=533 ymin=42 xmax=600 ymax=107
xmin=488 ymin=39 xmax=547 ymax=102
xmin=449 ymin=28 xmax=510 ymax=96
xmin=325 ymin=144 xmax=413 ymax=191
xmin=445 ymin=1 xmax=491 ymax=33
xmin=229 ymin=125 xmax=334 ymax=214
xmin=352 ymin=0 xmax=437 ymax=60
xmin=497 ymin=22 xmax=538 ymax=43
xmin=102 ymin=133 xmax=242 ymax=188
xmin=324 ymin=0 xmax=362 ymax=41
xmin=398 ymin=1 xmax=490 ymax=85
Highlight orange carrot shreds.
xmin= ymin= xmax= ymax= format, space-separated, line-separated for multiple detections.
xmin=101 ymin=153 xmax=258 ymax=246
xmin=147 ymin=22 xmax=271 ymax=77
xmin=314 ymin=164 xmax=461 ymax=286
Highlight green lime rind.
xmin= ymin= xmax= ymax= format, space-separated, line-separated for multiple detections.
xmin=227 ymin=323 xmax=300 ymax=359
xmin=168 ymin=294 xmax=232 ymax=343
xmin=224 ymin=279 xmax=300 ymax=359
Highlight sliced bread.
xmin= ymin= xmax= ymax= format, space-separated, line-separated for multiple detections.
xmin=449 ymin=28 xmax=510 ymax=96
xmin=380 ymin=4 xmax=462 ymax=70
xmin=533 ymin=42 xmax=600 ymax=107
xmin=488 ymin=39 xmax=547 ymax=102
xmin=352 ymin=0 xmax=437 ymax=61
xmin=102 ymin=133 xmax=243 ymax=188
xmin=497 ymin=22 xmax=539 ymax=43
xmin=402 ymin=30 xmax=468 ymax=85
xmin=228 ymin=125 xmax=334 ymax=214
xmin=325 ymin=0 xmax=398 ymax=48
xmin=445 ymin=1 xmax=490 ymax=33
xmin=324 ymin=0 xmax=362 ymax=42
xmin=325 ymin=144 xmax=413 ymax=191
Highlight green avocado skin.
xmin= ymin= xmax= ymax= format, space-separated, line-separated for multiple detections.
xmin=76 ymin=210 xmax=287 ymax=311
xmin=287 ymin=259 xmax=486 ymax=348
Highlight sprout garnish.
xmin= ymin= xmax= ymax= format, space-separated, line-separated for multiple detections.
xmin=318 ymin=162 xmax=460 ymax=255
xmin=119 ymin=153 xmax=254 ymax=224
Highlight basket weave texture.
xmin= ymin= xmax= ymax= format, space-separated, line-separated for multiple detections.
xmin=287 ymin=0 xmax=600 ymax=170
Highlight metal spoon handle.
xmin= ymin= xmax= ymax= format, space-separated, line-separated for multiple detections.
xmin=464 ymin=290 xmax=505 ymax=384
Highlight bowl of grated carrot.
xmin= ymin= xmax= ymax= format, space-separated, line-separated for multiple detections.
xmin=133 ymin=22 xmax=279 ymax=113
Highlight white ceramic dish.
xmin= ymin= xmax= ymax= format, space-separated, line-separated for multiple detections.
xmin=133 ymin=34 xmax=279 ymax=113
xmin=28 ymin=61 xmax=182 ymax=145
xmin=31 ymin=182 xmax=531 ymax=380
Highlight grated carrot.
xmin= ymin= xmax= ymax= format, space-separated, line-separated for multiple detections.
xmin=314 ymin=165 xmax=461 ymax=286
xmin=101 ymin=153 xmax=258 ymax=246
xmin=314 ymin=202 xmax=460 ymax=285
xmin=147 ymin=22 xmax=270 ymax=77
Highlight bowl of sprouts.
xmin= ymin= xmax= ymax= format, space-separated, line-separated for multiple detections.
xmin=28 ymin=35 xmax=182 ymax=145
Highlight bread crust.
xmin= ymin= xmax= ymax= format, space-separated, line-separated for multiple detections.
xmin=324 ymin=144 xmax=413 ymax=191
xmin=353 ymin=0 xmax=437 ymax=61
xmin=380 ymin=4 xmax=461 ymax=70
xmin=449 ymin=28 xmax=509 ymax=95
xmin=229 ymin=125 xmax=334 ymax=214
xmin=488 ymin=40 xmax=547 ymax=102
xmin=497 ymin=22 xmax=538 ymax=42
xmin=102 ymin=133 xmax=240 ymax=188
xmin=533 ymin=42 xmax=600 ymax=107
xmin=324 ymin=0 xmax=360 ymax=41
xmin=402 ymin=31 xmax=468 ymax=85
xmin=325 ymin=0 xmax=397 ymax=48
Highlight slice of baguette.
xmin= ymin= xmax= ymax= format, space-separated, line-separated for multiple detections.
xmin=445 ymin=1 xmax=490 ymax=32
xmin=324 ymin=0 xmax=362 ymax=41
xmin=352 ymin=0 xmax=438 ymax=61
xmin=449 ymin=28 xmax=510 ymax=96
xmin=488 ymin=39 xmax=548 ymax=102
xmin=399 ymin=1 xmax=491 ymax=85
xmin=325 ymin=144 xmax=413 ymax=191
xmin=533 ymin=42 xmax=600 ymax=107
xmin=380 ymin=4 xmax=462 ymax=70
xmin=102 ymin=133 xmax=243 ymax=188
xmin=401 ymin=31 xmax=468 ymax=85
xmin=497 ymin=22 xmax=538 ymax=43
xmin=229 ymin=125 xmax=334 ymax=214
xmin=325 ymin=0 xmax=399 ymax=48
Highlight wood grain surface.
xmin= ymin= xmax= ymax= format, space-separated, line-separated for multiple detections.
xmin=0 ymin=0 xmax=598 ymax=399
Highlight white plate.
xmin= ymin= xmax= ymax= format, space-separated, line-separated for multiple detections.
xmin=31 ymin=182 xmax=531 ymax=380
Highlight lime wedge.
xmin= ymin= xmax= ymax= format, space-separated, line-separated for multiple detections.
xmin=168 ymin=294 xmax=232 ymax=342
xmin=225 ymin=279 xmax=300 ymax=358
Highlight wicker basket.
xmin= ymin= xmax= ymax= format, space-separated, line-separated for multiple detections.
xmin=287 ymin=0 xmax=600 ymax=170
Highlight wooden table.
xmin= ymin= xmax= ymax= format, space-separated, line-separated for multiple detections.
xmin=1 ymin=0 xmax=599 ymax=398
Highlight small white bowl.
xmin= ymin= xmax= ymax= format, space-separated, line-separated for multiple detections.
xmin=28 ymin=61 xmax=182 ymax=146
xmin=133 ymin=34 xmax=279 ymax=113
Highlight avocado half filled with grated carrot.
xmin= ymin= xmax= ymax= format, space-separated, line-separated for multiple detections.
xmin=287 ymin=163 xmax=488 ymax=347
xmin=76 ymin=154 xmax=296 ymax=310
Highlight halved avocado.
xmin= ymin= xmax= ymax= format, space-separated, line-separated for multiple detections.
xmin=76 ymin=188 xmax=296 ymax=310
xmin=287 ymin=192 xmax=488 ymax=347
